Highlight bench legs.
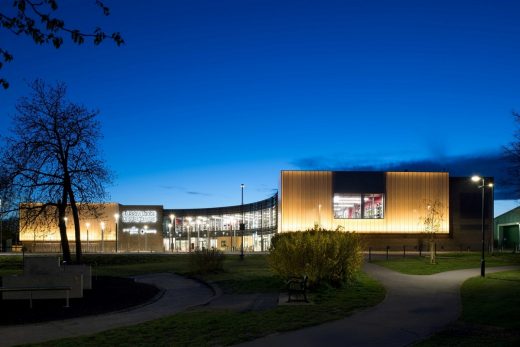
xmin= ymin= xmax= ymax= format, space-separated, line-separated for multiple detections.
xmin=27 ymin=290 xmax=71 ymax=308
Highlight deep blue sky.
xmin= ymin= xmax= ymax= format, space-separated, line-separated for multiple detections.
xmin=1 ymin=0 xmax=519 ymax=214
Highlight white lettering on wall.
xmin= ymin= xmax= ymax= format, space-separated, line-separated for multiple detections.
xmin=121 ymin=210 xmax=158 ymax=224
xmin=122 ymin=226 xmax=157 ymax=234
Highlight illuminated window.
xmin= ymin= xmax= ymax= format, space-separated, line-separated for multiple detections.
xmin=334 ymin=193 xmax=384 ymax=219
xmin=334 ymin=194 xmax=362 ymax=219
xmin=363 ymin=193 xmax=384 ymax=219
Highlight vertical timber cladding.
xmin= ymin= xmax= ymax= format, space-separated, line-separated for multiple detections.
xmin=280 ymin=170 xmax=450 ymax=234
xmin=280 ymin=171 xmax=333 ymax=232
xmin=385 ymin=172 xmax=449 ymax=234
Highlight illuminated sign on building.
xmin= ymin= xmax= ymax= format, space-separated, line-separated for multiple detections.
xmin=121 ymin=210 xmax=158 ymax=224
xmin=122 ymin=226 xmax=157 ymax=234
xmin=122 ymin=226 xmax=140 ymax=234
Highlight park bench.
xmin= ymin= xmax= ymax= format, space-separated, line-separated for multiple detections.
xmin=287 ymin=275 xmax=308 ymax=303
xmin=1 ymin=256 xmax=88 ymax=308
xmin=0 ymin=286 xmax=71 ymax=308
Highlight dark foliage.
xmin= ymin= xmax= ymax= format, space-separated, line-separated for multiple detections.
xmin=268 ymin=227 xmax=363 ymax=288
xmin=189 ymin=248 xmax=225 ymax=274
xmin=0 ymin=0 xmax=124 ymax=88
xmin=504 ymin=111 xmax=520 ymax=197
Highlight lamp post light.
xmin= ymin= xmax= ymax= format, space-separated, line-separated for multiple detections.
xmin=100 ymin=221 xmax=105 ymax=253
xmin=196 ymin=218 xmax=201 ymax=250
xmin=240 ymin=183 xmax=245 ymax=260
xmin=114 ymin=213 xmax=120 ymax=253
xmin=170 ymin=214 xmax=175 ymax=252
xmin=138 ymin=227 xmax=141 ymax=253
xmin=490 ymin=183 xmax=495 ymax=253
xmin=168 ymin=223 xmax=172 ymax=251
xmin=318 ymin=203 xmax=322 ymax=229
xmin=63 ymin=217 xmax=68 ymax=254
xmin=86 ymin=222 xmax=90 ymax=253
xmin=471 ymin=175 xmax=494 ymax=277
xmin=144 ymin=225 xmax=148 ymax=252
xmin=187 ymin=217 xmax=193 ymax=252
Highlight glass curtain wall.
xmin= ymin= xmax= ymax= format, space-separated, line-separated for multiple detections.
xmin=164 ymin=193 xmax=278 ymax=252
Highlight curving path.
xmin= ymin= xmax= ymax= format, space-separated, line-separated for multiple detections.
xmin=0 ymin=273 xmax=214 ymax=347
xmin=239 ymin=264 xmax=520 ymax=347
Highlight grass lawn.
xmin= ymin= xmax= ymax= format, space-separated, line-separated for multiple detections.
xmin=0 ymin=253 xmax=385 ymax=346
xmin=415 ymin=270 xmax=520 ymax=346
xmin=29 ymin=271 xmax=384 ymax=347
xmin=372 ymin=252 xmax=520 ymax=275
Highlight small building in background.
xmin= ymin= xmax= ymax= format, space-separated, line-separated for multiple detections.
xmin=494 ymin=207 xmax=520 ymax=251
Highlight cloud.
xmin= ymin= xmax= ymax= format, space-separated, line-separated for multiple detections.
xmin=292 ymin=151 xmax=516 ymax=199
xmin=160 ymin=185 xmax=212 ymax=197
xmin=186 ymin=191 xmax=212 ymax=196
xmin=159 ymin=185 xmax=178 ymax=190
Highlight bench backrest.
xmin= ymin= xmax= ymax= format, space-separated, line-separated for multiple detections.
xmin=24 ymin=256 xmax=61 ymax=275
xmin=62 ymin=265 xmax=92 ymax=290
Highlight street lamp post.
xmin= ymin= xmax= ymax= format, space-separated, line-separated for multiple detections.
xmin=490 ymin=184 xmax=495 ymax=254
xmin=144 ymin=225 xmax=148 ymax=252
xmin=138 ymin=227 xmax=141 ymax=253
xmin=168 ymin=223 xmax=172 ymax=251
xmin=240 ymin=183 xmax=245 ymax=260
xmin=471 ymin=175 xmax=493 ymax=277
xmin=114 ymin=213 xmax=120 ymax=253
xmin=63 ymin=217 xmax=68 ymax=255
xmin=100 ymin=221 xmax=105 ymax=253
xmin=196 ymin=218 xmax=200 ymax=250
xmin=170 ymin=214 xmax=175 ymax=252
xmin=187 ymin=217 xmax=192 ymax=252
xmin=86 ymin=222 xmax=90 ymax=253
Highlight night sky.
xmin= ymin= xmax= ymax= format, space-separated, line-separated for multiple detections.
xmin=1 ymin=0 xmax=519 ymax=214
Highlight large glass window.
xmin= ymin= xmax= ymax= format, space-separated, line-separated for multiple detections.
xmin=363 ymin=193 xmax=384 ymax=219
xmin=334 ymin=193 xmax=384 ymax=219
xmin=334 ymin=194 xmax=362 ymax=219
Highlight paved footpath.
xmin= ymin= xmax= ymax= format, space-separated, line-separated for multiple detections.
xmin=239 ymin=264 xmax=520 ymax=347
xmin=0 ymin=273 xmax=214 ymax=347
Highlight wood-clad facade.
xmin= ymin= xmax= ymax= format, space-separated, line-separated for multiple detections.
xmin=280 ymin=171 xmax=333 ymax=232
xmin=280 ymin=170 xmax=450 ymax=234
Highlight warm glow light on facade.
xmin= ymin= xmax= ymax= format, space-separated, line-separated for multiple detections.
xmin=19 ymin=203 xmax=120 ymax=242
xmin=280 ymin=171 xmax=450 ymax=234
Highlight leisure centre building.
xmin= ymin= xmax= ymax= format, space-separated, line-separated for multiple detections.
xmin=18 ymin=171 xmax=493 ymax=252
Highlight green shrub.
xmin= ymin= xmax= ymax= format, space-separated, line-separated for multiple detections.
xmin=189 ymin=248 xmax=225 ymax=274
xmin=268 ymin=227 xmax=363 ymax=288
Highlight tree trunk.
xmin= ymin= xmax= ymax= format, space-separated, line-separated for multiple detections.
xmin=65 ymin=178 xmax=82 ymax=264
xmin=57 ymin=198 xmax=71 ymax=263
xmin=429 ymin=239 xmax=436 ymax=264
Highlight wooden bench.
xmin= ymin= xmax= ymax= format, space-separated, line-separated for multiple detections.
xmin=0 ymin=286 xmax=71 ymax=308
xmin=287 ymin=275 xmax=308 ymax=303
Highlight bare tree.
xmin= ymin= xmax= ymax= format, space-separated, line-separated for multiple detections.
xmin=504 ymin=111 xmax=520 ymax=197
xmin=0 ymin=79 xmax=112 ymax=263
xmin=421 ymin=199 xmax=444 ymax=264
xmin=0 ymin=0 xmax=124 ymax=89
